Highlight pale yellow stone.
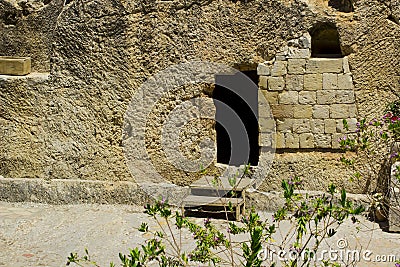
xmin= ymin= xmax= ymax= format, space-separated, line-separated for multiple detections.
xmin=279 ymin=91 xmax=298 ymax=104
xmin=292 ymin=119 xmax=311 ymax=133
xmin=317 ymin=90 xmax=336 ymax=105
xmin=330 ymin=104 xmax=358 ymax=118
xmin=305 ymin=58 xmax=343 ymax=74
xmin=298 ymin=91 xmax=316 ymax=105
xmin=259 ymin=132 xmax=274 ymax=146
xmin=312 ymin=105 xmax=330 ymax=119
xmin=276 ymin=119 xmax=294 ymax=133
xmin=324 ymin=119 xmax=336 ymax=134
xmin=257 ymin=63 xmax=271 ymax=76
xmin=259 ymin=117 xmax=276 ymax=133
xmin=300 ymin=133 xmax=314 ymax=148
xmin=304 ymin=74 xmax=322 ymax=91
xmin=310 ymin=119 xmax=325 ymax=133
xmin=285 ymin=133 xmax=299 ymax=148
xmin=0 ymin=56 xmax=31 ymax=76
xmin=314 ymin=134 xmax=332 ymax=148
xmin=261 ymin=90 xmax=278 ymax=105
xmin=287 ymin=59 xmax=306 ymax=74
xmin=337 ymin=74 xmax=353 ymax=89
xmin=259 ymin=76 xmax=268 ymax=89
xmin=323 ymin=73 xmax=338 ymax=89
xmin=268 ymin=77 xmax=285 ymax=91
xmin=335 ymin=90 xmax=355 ymax=104
xmin=271 ymin=61 xmax=287 ymax=76
xmin=286 ymin=75 xmax=304 ymax=91
xmin=275 ymin=132 xmax=285 ymax=148
xmin=293 ymin=105 xmax=313 ymax=118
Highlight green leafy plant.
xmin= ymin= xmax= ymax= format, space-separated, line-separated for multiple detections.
xmin=67 ymin=177 xmax=364 ymax=267
xmin=338 ymin=99 xmax=400 ymax=221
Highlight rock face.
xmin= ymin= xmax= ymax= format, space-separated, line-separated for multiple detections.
xmin=0 ymin=0 xmax=399 ymax=203
xmin=389 ymin=162 xmax=400 ymax=232
xmin=0 ymin=0 xmax=63 ymax=72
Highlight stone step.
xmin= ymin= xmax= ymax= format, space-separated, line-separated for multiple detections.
xmin=189 ymin=188 xmax=233 ymax=198
xmin=190 ymin=176 xmax=256 ymax=191
xmin=183 ymin=195 xmax=244 ymax=207
xmin=182 ymin=195 xmax=245 ymax=221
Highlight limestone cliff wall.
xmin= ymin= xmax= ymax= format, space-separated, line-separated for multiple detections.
xmin=0 ymin=0 xmax=64 ymax=72
xmin=0 ymin=0 xmax=399 ymax=201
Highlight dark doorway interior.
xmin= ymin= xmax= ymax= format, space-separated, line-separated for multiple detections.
xmin=311 ymin=23 xmax=342 ymax=58
xmin=328 ymin=0 xmax=353 ymax=13
xmin=213 ymin=71 xmax=259 ymax=166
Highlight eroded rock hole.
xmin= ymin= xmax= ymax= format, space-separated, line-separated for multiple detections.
xmin=311 ymin=23 xmax=342 ymax=58
xmin=3 ymin=10 xmax=20 ymax=25
xmin=328 ymin=0 xmax=353 ymax=12
xmin=388 ymin=14 xmax=400 ymax=25
xmin=213 ymin=71 xmax=259 ymax=166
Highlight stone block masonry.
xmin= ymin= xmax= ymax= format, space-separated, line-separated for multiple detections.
xmin=0 ymin=56 xmax=31 ymax=76
xmin=258 ymin=33 xmax=357 ymax=149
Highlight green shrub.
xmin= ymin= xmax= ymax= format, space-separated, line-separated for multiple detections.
xmin=67 ymin=178 xmax=364 ymax=267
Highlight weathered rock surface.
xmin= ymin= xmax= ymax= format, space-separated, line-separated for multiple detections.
xmin=389 ymin=162 xmax=400 ymax=232
xmin=0 ymin=0 xmax=399 ymax=204
xmin=0 ymin=0 xmax=63 ymax=72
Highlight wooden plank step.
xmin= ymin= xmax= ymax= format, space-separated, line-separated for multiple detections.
xmin=183 ymin=195 xmax=244 ymax=207
xmin=182 ymin=195 xmax=245 ymax=221
xmin=190 ymin=176 xmax=256 ymax=191
xmin=184 ymin=209 xmax=239 ymax=221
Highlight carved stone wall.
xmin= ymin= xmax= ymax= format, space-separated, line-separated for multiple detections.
xmin=258 ymin=34 xmax=357 ymax=150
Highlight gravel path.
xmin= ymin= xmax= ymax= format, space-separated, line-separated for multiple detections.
xmin=0 ymin=201 xmax=399 ymax=267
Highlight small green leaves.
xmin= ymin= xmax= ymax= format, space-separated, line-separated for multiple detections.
xmin=228 ymin=175 xmax=237 ymax=187
xmin=228 ymin=201 xmax=233 ymax=212
xmin=228 ymin=222 xmax=245 ymax=234
xmin=68 ymin=182 xmax=366 ymax=267
xmin=343 ymin=119 xmax=349 ymax=131
xmin=273 ymin=207 xmax=287 ymax=222
xmin=66 ymin=252 xmax=78 ymax=265
xmin=211 ymin=176 xmax=221 ymax=187
xmin=328 ymin=183 xmax=336 ymax=195
xmin=145 ymin=200 xmax=171 ymax=218
xmin=339 ymin=156 xmax=354 ymax=166
xmin=199 ymin=164 xmax=207 ymax=175
xmin=351 ymin=205 xmax=365 ymax=215
xmin=139 ymin=222 xmax=148 ymax=232
xmin=340 ymin=188 xmax=347 ymax=207
xmin=282 ymin=179 xmax=294 ymax=200
xmin=243 ymin=163 xmax=251 ymax=175
xmin=327 ymin=228 xmax=337 ymax=237
xmin=175 ymin=211 xmax=184 ymax=229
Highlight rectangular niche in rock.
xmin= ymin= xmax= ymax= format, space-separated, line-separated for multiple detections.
xmin=0 ymin=56 xmax=31 ymax=76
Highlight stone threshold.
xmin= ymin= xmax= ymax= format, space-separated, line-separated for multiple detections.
xmin=0 ymin=72 xmax=50 ymax=80
xmin=0 ymin=177 xmax=371 ymax=212
xmin=0 ymin=177 xmax=149 ymax=205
